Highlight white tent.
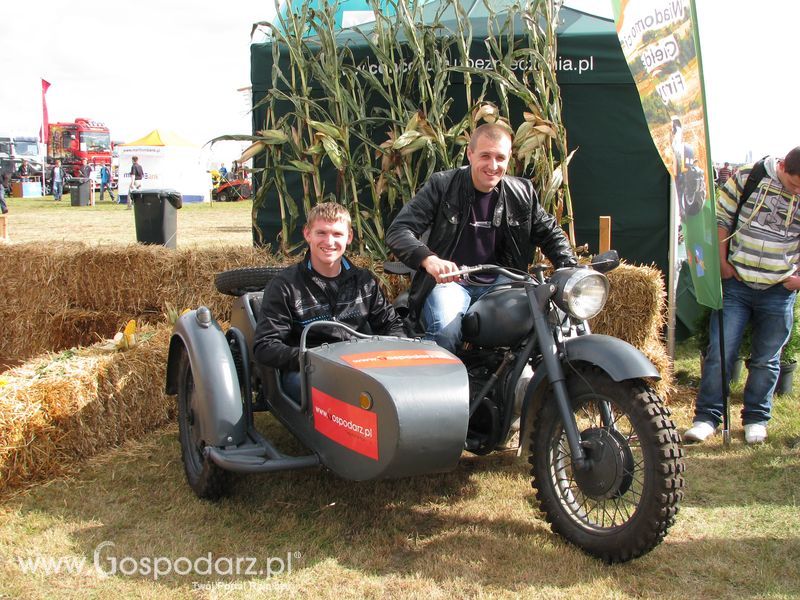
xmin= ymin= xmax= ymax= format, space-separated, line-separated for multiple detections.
xmin=119 ymin=130 xmax=211 ymax=203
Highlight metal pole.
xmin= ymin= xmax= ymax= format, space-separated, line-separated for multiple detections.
xmin=717 ymin=310 xmax=731 ymax=445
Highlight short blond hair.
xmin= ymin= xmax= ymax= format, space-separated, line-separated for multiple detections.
xmin=305 ymin=202 xmax=352 ymax=229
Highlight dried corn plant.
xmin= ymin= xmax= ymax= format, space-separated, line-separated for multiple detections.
xmin=244 ymin=0 xmax=573 ymax=256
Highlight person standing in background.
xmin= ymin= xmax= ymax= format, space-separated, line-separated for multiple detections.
xmin=99 ymin=163 xmax=115 ymax=202
xmin=80 ymin=159 xmax=95 ymax=206
xmin=128 ymin=156 xmax=144 ymax=209
xmin=50 ymin=159 xmax=66 ymax=201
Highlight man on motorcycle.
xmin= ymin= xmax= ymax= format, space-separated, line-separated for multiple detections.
xmin=253 ymin=202 xmax=406 ymax=400
xmin=386 ymin=123 xmax=577 ymax=352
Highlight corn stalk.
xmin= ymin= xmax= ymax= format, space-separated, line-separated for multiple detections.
xmin=250 ymin=0 xmax=574 ymax=258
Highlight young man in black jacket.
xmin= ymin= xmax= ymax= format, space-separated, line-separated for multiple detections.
xmin=386 ymin=123 xmax=577 ymax=352
xmin=253 ymin=202 xmax=406 ymax=400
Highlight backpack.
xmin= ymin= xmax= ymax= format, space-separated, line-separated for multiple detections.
xmin=730 ymin=156 xmax=767 ymax=233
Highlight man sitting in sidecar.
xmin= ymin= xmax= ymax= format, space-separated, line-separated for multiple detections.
xmin=252 ymin=202 xmax=406 ymax=400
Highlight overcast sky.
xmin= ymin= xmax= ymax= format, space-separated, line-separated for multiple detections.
xmin=0 ymin=0 xmax=796 ymax=165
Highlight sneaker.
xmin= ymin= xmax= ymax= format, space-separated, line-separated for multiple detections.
xmin=744 ymin=422 xmax=767 ymax=444
xmin=683 ymin=421 xmax=716 ymax=443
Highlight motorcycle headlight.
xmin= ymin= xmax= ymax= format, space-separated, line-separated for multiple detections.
xmin=550 ymin=269 xmax=609 ymax=320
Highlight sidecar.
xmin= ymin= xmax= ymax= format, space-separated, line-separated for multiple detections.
xmin=165 ymin=280 xmax=469 ymax=499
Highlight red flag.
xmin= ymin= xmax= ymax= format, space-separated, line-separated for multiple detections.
xmin=41 ymin=79 xmax=51 ymax=145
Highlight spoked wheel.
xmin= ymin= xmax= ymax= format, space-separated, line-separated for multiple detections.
xmin=530 ymin=366 xmax=684 ymax=563
xmin=176 ymin=350 xmax=230 ymax=500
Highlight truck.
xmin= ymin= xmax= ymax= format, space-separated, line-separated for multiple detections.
xmin=0 ymin=135 xmax=45 ymax=179
xmin=47 ymin=118 xmax=113 ymax=189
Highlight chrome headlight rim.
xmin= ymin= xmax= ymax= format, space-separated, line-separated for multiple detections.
xmin=552 ymin=268 xmax=609 ymax=321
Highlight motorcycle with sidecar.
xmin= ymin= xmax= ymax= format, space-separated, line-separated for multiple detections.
xmin=165 ymin=251 xmax=685 ymax=563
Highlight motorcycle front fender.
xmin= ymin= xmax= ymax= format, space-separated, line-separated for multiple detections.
xmin=517 ymin=333 xmax=660 ymax=456
xmin=165 ymin=308 xmax=247 ymax=447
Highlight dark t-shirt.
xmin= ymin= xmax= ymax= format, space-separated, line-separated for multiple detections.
xmin=450 ymin=187 xmax=502 ymax=282
xmin=131 ymin=164 xmax=144 ymax=180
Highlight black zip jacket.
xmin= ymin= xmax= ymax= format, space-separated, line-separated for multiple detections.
xmin=253 ymin=254 xmax=406 ymax=371
xmin=385 ymin=166 xmax=577 ymax=321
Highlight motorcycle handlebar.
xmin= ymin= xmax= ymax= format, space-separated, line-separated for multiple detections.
xmin=449 ymin=264 xmax=529 ymax=282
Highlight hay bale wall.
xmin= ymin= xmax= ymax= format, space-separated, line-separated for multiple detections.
xmin=0 ymin=244 xmax=671 ymax=493
xmin=0 ymin=243 xmax=282 ymax=362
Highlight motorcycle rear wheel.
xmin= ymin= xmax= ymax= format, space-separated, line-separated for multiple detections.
xmin=177 ymin=350 xmax=230 ymax=500
xmin=530 ymin=366 xmax=684 ymax=563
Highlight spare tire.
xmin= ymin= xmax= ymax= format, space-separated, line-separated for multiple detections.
xmin=214 ymin=266 xmax=285 ymax=296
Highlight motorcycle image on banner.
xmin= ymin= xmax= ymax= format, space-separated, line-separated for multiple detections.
xmin=166 ymin=251 xmax=685 ymax=564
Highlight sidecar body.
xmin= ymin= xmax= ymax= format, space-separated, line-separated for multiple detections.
xmin=165 ymin=292 xmax=469 ymax=485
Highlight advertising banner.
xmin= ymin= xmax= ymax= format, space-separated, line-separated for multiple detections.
xmin=611 ymin=0 xmax=721 ymax=309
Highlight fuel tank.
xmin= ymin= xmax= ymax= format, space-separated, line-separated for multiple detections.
xmin=461 ymin=287 xmax=533 ymax=348
xmin=302 ymin=337 xmax=469 ymax=480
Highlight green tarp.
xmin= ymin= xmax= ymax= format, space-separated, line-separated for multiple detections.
xmin=249 ymin=6 xmax=669 ymax=273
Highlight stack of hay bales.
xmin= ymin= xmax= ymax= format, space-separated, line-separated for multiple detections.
xmin=590 ymin=262 xmax=672 ymax=396
xmin=0 ymin=324 xmax=172 ymax=492
xmin=0 ymin=243 xmax=672 ymax=493
xmin=0 ymin=242 xmax=283 ymax=363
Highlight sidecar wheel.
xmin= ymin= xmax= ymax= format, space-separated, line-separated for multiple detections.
xmin=177 ymin=350 xmax=230 ymax=500
xmin=214 ymin=267 xmax=284 ymax=296
xmin=530 ymin=366 xmax=684 ymax=563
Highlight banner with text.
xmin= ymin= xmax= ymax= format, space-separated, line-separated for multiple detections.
xmin=611 ymin=0 xmax=721 ymax=309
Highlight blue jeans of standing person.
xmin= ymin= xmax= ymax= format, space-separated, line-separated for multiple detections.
xmin=100 ymin=182 xmax=115 ymax=202
xmin=52 ymin=180 xmax=63 ymax=201
xmin=422 ymin=277 xmax=511 ymax=353
xmin=0 ymin=183 xmax=7 ymax=213
xmin=695 ymin=277 xmax=796 ymax=427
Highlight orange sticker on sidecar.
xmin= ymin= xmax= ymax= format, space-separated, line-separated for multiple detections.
xmin=341 ymin=349 xmax=460 ymax=368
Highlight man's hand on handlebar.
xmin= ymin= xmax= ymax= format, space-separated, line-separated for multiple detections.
xmin=421 ymin=255 xmax=462 ymax=284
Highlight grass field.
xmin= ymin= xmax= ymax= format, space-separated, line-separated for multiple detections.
xmin=1 ymin=196 xmax=799 ymax=599
xmin=1 ymin=195 xmax=255 ymax=247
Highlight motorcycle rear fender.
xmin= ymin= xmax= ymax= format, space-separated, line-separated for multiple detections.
xmin=165 ymin=309 xmax=247 ymax=447
xmin=517 ymin=334 xmax=660 ymax=456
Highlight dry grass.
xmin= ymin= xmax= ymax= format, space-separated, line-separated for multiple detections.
xmin=0 ymin=394 xmax=797 ymax=599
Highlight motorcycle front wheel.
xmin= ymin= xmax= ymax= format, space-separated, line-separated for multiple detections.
xmin=530 ymin=366 xmax=684 ymax=563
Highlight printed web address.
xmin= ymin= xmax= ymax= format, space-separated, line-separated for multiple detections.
xmin=11 ymin=541 xmax=299 ymax=581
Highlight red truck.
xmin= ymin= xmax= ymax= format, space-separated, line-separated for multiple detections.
xmin=47 ymin=118 xmax=113 ymax=187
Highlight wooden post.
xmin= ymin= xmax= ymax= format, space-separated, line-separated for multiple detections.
xmin=0 ymin=214 xmax=7 ymax=240
xmin=599 ymin=216 xmax=611 ymax=253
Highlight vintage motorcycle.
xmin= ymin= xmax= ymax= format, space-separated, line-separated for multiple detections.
xmin=165 ymin=251 xmax=685 ymax=563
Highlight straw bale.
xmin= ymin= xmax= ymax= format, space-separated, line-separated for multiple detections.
xmin=0 ymin=242 xmax=285 ymax=362
xmin=590 ymin=262 xmax=666 ymax=349
xmin=0 ymin=324 xmax=172 ymax=492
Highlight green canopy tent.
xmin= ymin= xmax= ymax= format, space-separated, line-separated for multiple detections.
xmin=249 ymin=3 xmax=670 ymax=273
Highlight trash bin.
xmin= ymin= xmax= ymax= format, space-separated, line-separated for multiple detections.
xmin=69 ymin=178 xmax=91 ymax=206
xmin=130 ymin=189 xmax=182 ymax=249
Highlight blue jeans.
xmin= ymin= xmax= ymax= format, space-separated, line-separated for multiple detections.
xmin=422 ymin=277 xmax=510 ymax=352
xmin=100 ymin=183 xmax=115 ymax=201
xmin=695 ymin=277 xmax=796 ymax=427
xmin=52 ymin=180 xmax=63 ymax=200
xmin=281 ymin=370 xmax=301 ymax=402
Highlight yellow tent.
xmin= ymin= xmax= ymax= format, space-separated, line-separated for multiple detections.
xmin=119 ymin=130 xmax=210 ymax=202
xmin=121 ymin=129 xmax=197 ymax=147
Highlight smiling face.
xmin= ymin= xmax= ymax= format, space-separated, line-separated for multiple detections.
xmin=467 ymin=129 xmax=512 ymax=192
xmin=303 ymin=217 xmax=353 ymax=275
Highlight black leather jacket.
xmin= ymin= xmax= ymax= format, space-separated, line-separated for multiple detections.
xmin=253 ymin=254 xmax=406 ymax=371
xmin=385 ymin=166 xmax=577 ymax=320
